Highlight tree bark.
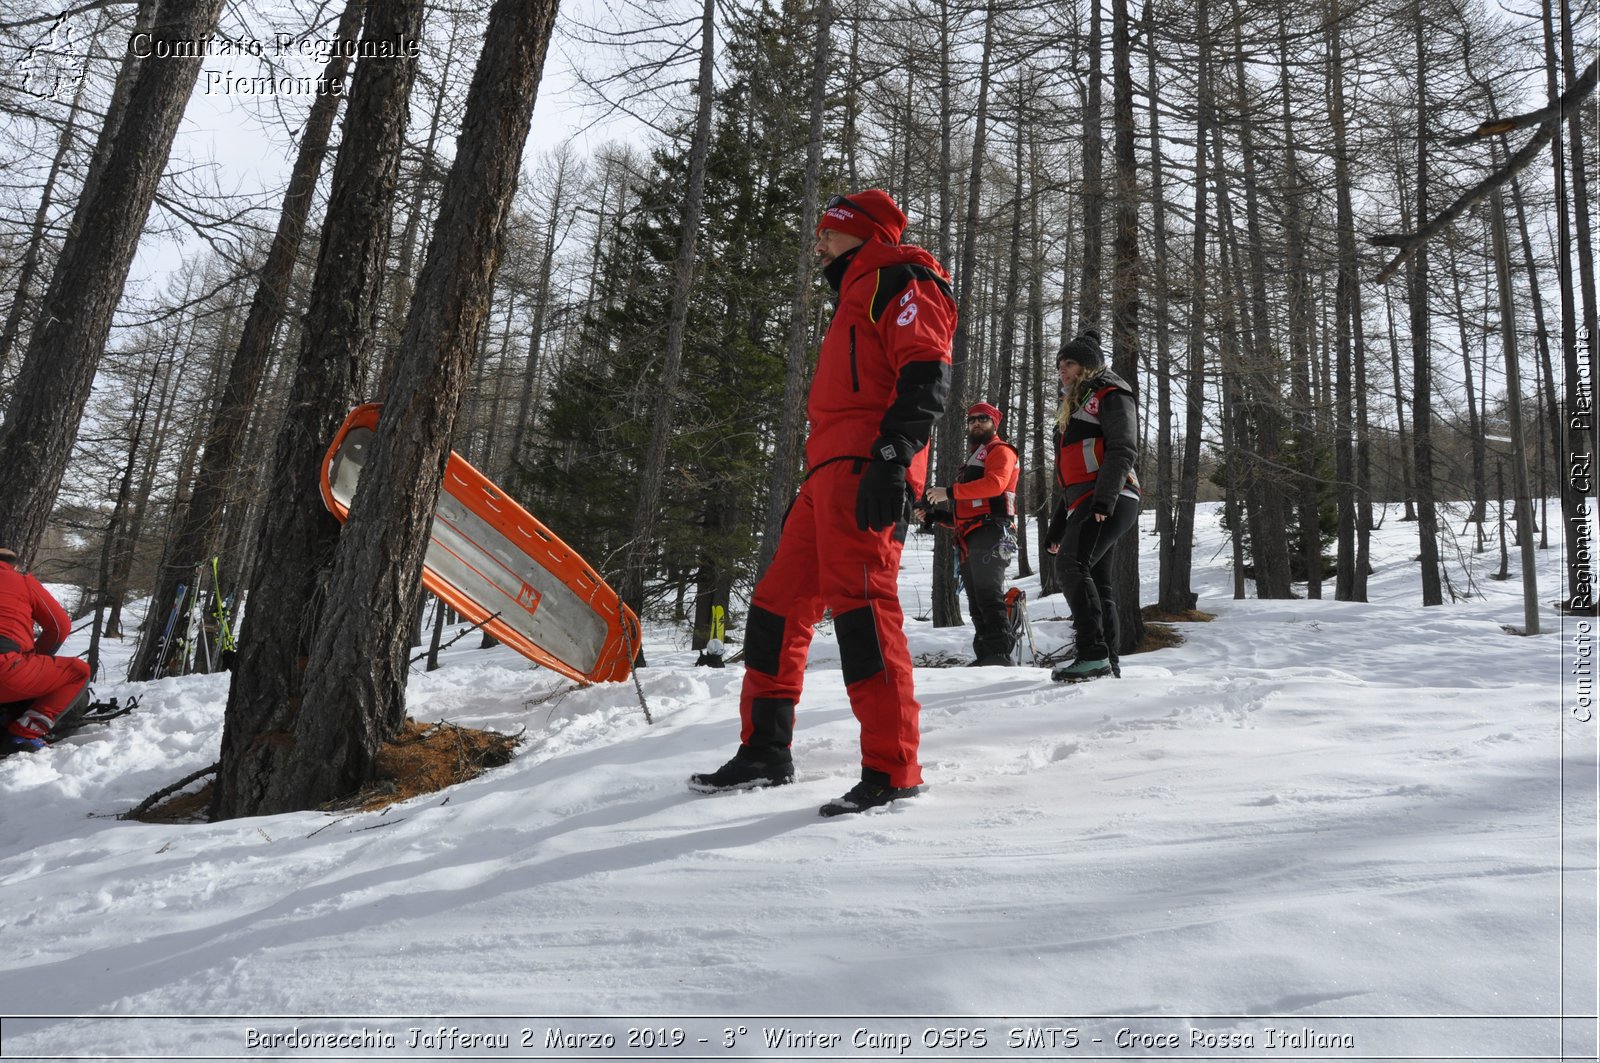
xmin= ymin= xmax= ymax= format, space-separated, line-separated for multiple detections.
xmin=285 ymin=0 xmax=561 ymax=808
xmin=1109 ymin=0 xmax=1144 ymax=654
xmin=1556 ymin=0 xmax=1599 ymax=613
xmin=1328 ymin=2 xmax=1368 ymax=601
xmin=1168 ymin=0 xmax=1212 ymax=614
xmin=1227 ymin=0 xmax=1292 ymax=599
xmin=1408 ymin=0 xmax=1444 ymax=606
xmin=211 ymin=0 xmax=427 ymax=820
xmin=1277 ymin=7 xmax=1320 ymax=596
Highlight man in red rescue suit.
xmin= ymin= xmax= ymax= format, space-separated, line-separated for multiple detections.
xmin=1043 ymin=329 xmax=1141 ymax=682
xmin=918 ymin=401 xmax=1019 ymax=666
xmin=0 ymin=547 xmax=90 ymax=752
xmin=690 ymin=189 xmax=954 ymax=816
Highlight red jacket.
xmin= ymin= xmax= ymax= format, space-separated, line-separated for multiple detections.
xmin=949 ymin=437 xmax=1019 ymax=535
xmin=806 ymin=240 xmax=955 ymax=496
xmin=0 ymin=561 xmax=70 ymax=654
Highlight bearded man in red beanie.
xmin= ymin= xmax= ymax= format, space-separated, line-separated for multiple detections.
xmin=690 ymin=189 xmax=954 ymax=816
xmin=920 ymin=400 xmax=1020 ymax=666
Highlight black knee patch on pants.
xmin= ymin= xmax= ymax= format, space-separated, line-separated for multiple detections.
xmin=744 ymin=605 xmax=785 ymax=676
xmin=834 ymin=605 xmax=885 ymax=686
xmin=748 ymin=697 xmax=794 ymax=753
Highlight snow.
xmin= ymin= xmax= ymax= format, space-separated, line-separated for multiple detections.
xmin=0 ymin=503 xmax=1593 ymax=1061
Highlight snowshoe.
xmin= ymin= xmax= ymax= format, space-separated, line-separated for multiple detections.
xmin=47 ymin=695 xmax=140 ymax=743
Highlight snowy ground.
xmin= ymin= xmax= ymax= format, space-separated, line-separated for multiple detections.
xmin=0 ymin=502 xmax=1592 ymax=1061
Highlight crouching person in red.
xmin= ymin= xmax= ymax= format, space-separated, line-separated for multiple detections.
xmin=690 ymin=189 xmax=954 ymax=816
xmin=0 ymin=547 xmax=89 ymax=753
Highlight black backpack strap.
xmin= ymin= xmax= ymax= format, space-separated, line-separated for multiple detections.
xmin=869 ymin=263 xmax=955 ymax=323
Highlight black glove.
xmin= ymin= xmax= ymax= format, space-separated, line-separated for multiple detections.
xmin=856 ymin=460 xmax=908 ymax=532
xmin=1044 ymin=501 xmax=1067 ymax=552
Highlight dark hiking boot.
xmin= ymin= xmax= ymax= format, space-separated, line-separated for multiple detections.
xmin=819 ymin=771 xmax=922 ymax=817
xmin=1051 ymin=656 xmax=1114 ymax=683
xmin=972 ymin=654 xmax=1013 ymax=667
xmin=688 ymin=749 xmax=794 ymax=794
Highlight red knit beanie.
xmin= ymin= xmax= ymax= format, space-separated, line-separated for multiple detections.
xmin=967 ymin=401 xmax=1002 ymax=425
xmin=816 ymin=189 xmax=907 ymax=245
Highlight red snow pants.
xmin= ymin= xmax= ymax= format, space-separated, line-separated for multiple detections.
xmin=0 ymin=651 xmax=91 ymax=739
xmin=738 ymin=460 xmax=922 ymax=787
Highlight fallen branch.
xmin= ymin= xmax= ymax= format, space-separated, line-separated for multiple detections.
xmin=1446 ymin=59 xmax=1598 ymax=145
xmin=122 ymin=761 xmax=219 ymax=821
xmin=1371 ymin=58 xmax=1597 ymax=284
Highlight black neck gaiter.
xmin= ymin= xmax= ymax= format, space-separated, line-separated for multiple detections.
xmin=822 ymin=245 xmax=860 ymax=294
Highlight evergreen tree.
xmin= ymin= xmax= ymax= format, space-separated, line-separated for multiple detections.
xmin=522 ymin=0 xmax=814 ymax=635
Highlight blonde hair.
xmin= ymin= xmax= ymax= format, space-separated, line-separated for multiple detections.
xmin=1054 ymin=373 xmax=1098 ymax=430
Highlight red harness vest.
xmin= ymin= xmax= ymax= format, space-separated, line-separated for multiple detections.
xmin=952 ymin=438 xmax=1019 ymax=534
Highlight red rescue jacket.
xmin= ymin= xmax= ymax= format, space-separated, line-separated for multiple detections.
xmin=0 ymin=561 xmax=70 ymax=655
xmin=949 ymin=437 xmax=1019 ymax=536
xmin=807 ymin=240 xmax=956 ymax=497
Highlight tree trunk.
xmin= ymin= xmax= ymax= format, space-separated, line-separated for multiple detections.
xmin=1227 ymin=1 xmax=1292 ymax=599
xmin=1028 ymin=127 xmax=1058 ymax=597
xmin=87 ymin=364 xmax=163 ymax=674
xmin=285 ymin=0 xmax=561 ymax=808
xmin=1383 ymin=283 xmax=1417 ymax=520
xmin=758 ymin=0 xmax=831 ymax=580
xmin=620 ymin=0 xmax=718 ymax=617
xmin=128 ymin=0 xmax=363 ymax=682
xmin=1078 ymin=0 xmax=1105 ymax=326
xmin=1549 ymin=0 xmax=1599 ymax=612
xmin=0 ymin=58 xmax=91 ymax=378
xmin=211 ymin=0 xmax=428 ymax=820
xmin=1277 ymin=8 xmax=1320 ymax=596
xmin=1328 ymin=4 xmax=1369 ymax=602
xmin=1409 ymin=0 xmax=1444 ymax=606
xmin=0 ymin=0 xmax=227 ymax=556
xmin=1004 ymin=95 xmax=1031 ymax=580
xmin=1146 ymin=0 xmax=1187 ymax=614
xmin=928 ymin=0 xmax=965 ymax=629
xmin=1446 ymin=244 xmax=1488 ymax=530
xmin=377 ymin=13 xmax=465 ymax=403
xmin=509 ymin=153 xmax=575 ymax=476
xmin=1108 ymin=0 xmax=1145 ymax=655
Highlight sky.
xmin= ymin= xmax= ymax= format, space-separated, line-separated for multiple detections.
xmin=95 ymin=0 xmax=656 ymax=294
xmin=0 ymin=499 xmax=1592 ymax=1061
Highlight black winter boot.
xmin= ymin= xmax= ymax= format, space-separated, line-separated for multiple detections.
xmin=688 ymin=748 xmax=794 ymax=793
xmin=819 ymin=768 xmax=922 ymax=816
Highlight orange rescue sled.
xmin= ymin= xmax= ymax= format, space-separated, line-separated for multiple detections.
xmin=320 ymin=403 xmax=640 ymax=684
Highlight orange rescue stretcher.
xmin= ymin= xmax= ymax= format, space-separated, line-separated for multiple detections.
xmin=320 ymin=403 xmax=640 ymax=684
